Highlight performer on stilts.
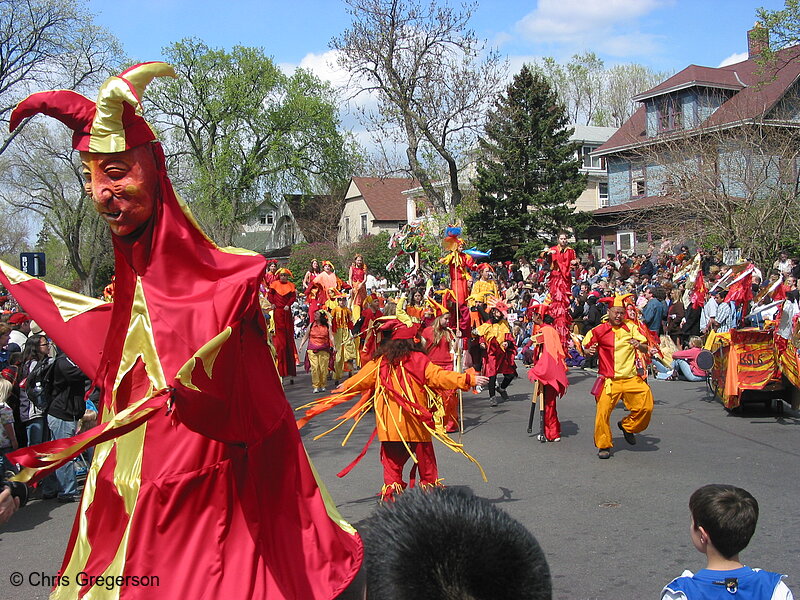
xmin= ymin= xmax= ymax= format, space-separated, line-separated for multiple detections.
xmin=298 ymin=315 xmax=489 ymax=502
xmin=546 ymin=231 xmax=578 ymax=351
xmin=267 ymin=267 xmax=299 ymax=385
xmin=2 ymin=63 xmax=362 ymax=598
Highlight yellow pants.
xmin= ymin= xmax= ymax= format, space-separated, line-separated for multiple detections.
xmin=333 ymin=330 xmax=358 ymax=380
xmin=308 ymin=349 xmax=330 ymax=389
xmin=594 ymin=376 xmax=654 ymax=449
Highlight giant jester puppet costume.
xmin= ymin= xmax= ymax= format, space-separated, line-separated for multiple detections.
xmin=2 ymin=63 xmax=362 ymax=599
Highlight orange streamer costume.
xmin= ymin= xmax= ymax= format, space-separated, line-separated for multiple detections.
xmin=3 ymin=64 xmax=361 ymax=599
xmin=298 ymin=319 xmax=485 ymax=501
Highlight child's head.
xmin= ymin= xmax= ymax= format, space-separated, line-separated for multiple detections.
xmin=689 ymin=484 xmax=759 ymax=559
xmin=689 ymin=336 xmax=703 ymax=348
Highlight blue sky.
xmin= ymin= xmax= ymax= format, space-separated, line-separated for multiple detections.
xmin=88 ymin=0 xmax=786 ymax=74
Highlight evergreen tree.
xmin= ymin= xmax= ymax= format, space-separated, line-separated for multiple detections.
xmin=466 ymin=65 xmax=586 ymax=261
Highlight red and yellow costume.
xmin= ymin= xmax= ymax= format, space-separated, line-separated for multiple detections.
xmin=267 ymin=269 xmax=298 ymax=378
xmin=348 ymin=258 xmax=367 ymax=322
xmin=358 ymin=304 xmax=383 ymax=364
xmin=439 ymin=229 xmax=474 ymax=337
xmin=298 ymin=318 xmax=484 ymax=501
xmin=3 ymin=64 xmax=361 ymax=599
xmin=420 ymin=301 xmax=459 ymax=432
xmin=583 ymin=295 xmax=654 ymax=450
xmin=330 ymin=297 xmax=359 ymax=380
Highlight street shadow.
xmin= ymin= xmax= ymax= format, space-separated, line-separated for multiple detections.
xmin=462 ymin=410 xmax=510 ymax=433
xmin=614 ymin=434 xmax=660 ymax=453
xmin=0 ymin=498 xmax=62 ymax=533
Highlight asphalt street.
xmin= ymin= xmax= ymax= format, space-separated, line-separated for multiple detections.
xmin=2 ymin=360 xmax=798 ymax=599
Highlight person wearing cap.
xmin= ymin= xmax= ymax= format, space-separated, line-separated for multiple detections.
xmin=476 ymin=297 xmax=517 ymax=406
xmin=527 ymin=303 xmax=568 ymax=442
xmin=267 ymin=267 xmax=298 ymax=384
xmin=0 ymin=63 xmax=362 ymax=597
xmin=299 ymin=314 xmax=489 ymax=502
xmin=7 ymin=312 xmax=31 ymax=349
xmin=583 ymin=294 xmax=654 ymax=459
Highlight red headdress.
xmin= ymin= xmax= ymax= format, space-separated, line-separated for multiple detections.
xmin=477 ymin=262 xmax=494 ymax=272
xmin=276 ymin=267 xmax=292 ymax=278
xmin=10 ymin=62 xmax=176 ymax=152
xmin=486 ymin=296 xmax=509 ymax=317
xmin=377 ymin=318 xmax=419 ymax=339
xmin=598 ymin=293 xmax=634 ymax=308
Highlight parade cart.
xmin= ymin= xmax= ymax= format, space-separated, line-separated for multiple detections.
xmin=708 ymin=328 xmax=785 ymax=412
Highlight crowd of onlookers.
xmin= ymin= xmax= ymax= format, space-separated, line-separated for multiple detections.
xmin=0 ymin=296 xmax=96 ymax=505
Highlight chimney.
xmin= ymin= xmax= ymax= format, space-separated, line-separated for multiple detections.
xmin=748 ymin=22 xmax=769 ymax=58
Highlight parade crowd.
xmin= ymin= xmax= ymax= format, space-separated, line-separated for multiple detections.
xmin=1 ymin=60 xmax=795 ymax=599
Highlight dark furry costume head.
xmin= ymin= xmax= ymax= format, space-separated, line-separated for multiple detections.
xmin=361 ymin=487 xmax=551 ymax=600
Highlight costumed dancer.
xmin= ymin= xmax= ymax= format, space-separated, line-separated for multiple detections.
xmin=102 ymin=276 xmax=115 ymax=302
xmin=330 ymin=292 xmax=359 ymax=384
xmin=2 ymin=63 xmax=362 ymax=598
xmin=303 ymin=258 xmax=322 ymax=290
xmin=297 ymin=315 xmax=489 ymax=502
xmin=358 ymin=296 xmax=383 ymax=364
xmin=300 ymin=309 xmax=335 ymax=394
xmin=267 ymin=267 xmax=299 ymax=384
xmin=546 ymin=231 xmax=578 ymax=350
xmin=468 ymin=263 xmax=500 ymax=330
xmin=263 ymin=259 xmax=279 ymax=288
xmin=315 ymin=260 xmax=340 ymax=295
xmin=583 ymin=294 xmax=654 ymax=460
xmin=477 ymin=297 xmax=517 ymax=407
xmin=348 ymin=254 xmax=368 ymax=323
xmin=439 ymin=227 xmax=475 ymax=340
xmin=420 ymin=296 xmax=460 ymax=433
xmin=527 ymin=302 xmax=569 ymax=442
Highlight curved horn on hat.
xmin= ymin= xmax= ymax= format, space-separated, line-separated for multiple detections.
xmin=9 ymin=90 xmax=95 ymax=133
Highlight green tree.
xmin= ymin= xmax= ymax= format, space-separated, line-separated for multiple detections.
xmin=147 ymin=39 xmax=357 ymax=246
xmin=756 ymin=0 xmax=800 ymax=64
xmin=465 ymin=65 xmax=586 ymax=261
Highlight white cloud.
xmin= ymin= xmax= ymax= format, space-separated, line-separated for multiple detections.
xmin=717 ymin=52 xmax=748 ymax=67
xmin=514 ymin=0 xmax=672 ymax=58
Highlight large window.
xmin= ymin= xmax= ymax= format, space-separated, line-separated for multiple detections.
xmin=344 ymin=217 xmax=350 ymax=243
xmin=581 ymin=145 xmax=605 ymax=170
xmin=658 ymin=96 xmax=683 ymax=132
xmin=598 ymin=182 xmax=609 ymax=207
xmin=617 ymin=231 xmax=635 ymax=253
xmin=360 ymin=213 xmax=368 ymax=236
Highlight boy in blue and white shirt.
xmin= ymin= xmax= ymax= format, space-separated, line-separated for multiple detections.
xmin=662 ymin=484 xmax=792 ymax=600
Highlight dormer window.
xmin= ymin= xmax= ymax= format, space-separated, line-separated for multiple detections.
xmin=658 ymin=96 xmax=682 ymax=132
xmin=580 ymin=145 xmax=605 ymax=170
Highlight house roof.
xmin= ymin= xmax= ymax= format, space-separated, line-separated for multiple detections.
xmin=594 ymin=45 xmax=800 ymax=156
xmin=591 ymin=196 xmax=671 ymax=216
xmin=350 ymin=177 xmax=418 ymax=221
xmin=569 ymin=124 xmax=618 ymax=144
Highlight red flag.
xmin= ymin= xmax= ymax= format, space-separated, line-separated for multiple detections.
xmin=726 ymin=272 xmax=753 ymax=307
xmin=691 ymin=271 xmax=707 ymax=309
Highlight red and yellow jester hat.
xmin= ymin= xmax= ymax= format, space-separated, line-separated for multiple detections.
xmin=9 ymin=62 xmax=176 ymax=152
xmin=487 ymin=296 xmax=509 ymax=317
xmin=276 ymin=267 xmax=293 ymax=278
xmin=321 ymin=260 xmax=335 ymax=270
xmin=477 ymin=262 xmax=494 ymax=273
xmin=528 ymin=300 xmax=550 ymax=318
xmin=377 ymin=318 xmax=419 ymax=339
xmin=598 ymin=293 xmax=635 ymax=308
xmin=425 ymin=295 xmax=449 ymax=318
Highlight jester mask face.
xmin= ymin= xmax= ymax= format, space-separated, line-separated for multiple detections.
xmin=81 ymin=144 xmax=160 ymax=237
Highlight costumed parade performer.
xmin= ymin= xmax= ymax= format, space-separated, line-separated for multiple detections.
xmin=468 ymin=263 xmax=499 ymax=329
xmin=527 ymin=302 xmax=569 ymax=442
xmin=267 ymin=267 xmax=299 ymax=384
xmin=583 ymin=294 xmax=654 ymax=460
xmin=297 ymin=311 xmax=489 ymax=502
xmin=358 ymin=296 xmax=383 ymax=365
xmin=476 ymin=297 xmax=517 ymax=407
xmin=420 ymin=295 xmax=460 ymax=433
xmin=330 ymin=292 xmax=359 ymax=385
xmin=1 ymin=63 xmax=362 ymax=598
xmin=348 ymin=254 xmax=367 ymax=323
xmin=546 ymin=232 xmax=577 ymax=350
xmin=300 ymin=308 xmax=335 ymax=394
xmin=439 ymin=227 xmax=474 ymax=340
xmin=263 ymin=259 xmax=279 ymax=288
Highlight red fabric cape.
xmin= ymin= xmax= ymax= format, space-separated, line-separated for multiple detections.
xmin=2 ymin=142 xmax=360 ymax=599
